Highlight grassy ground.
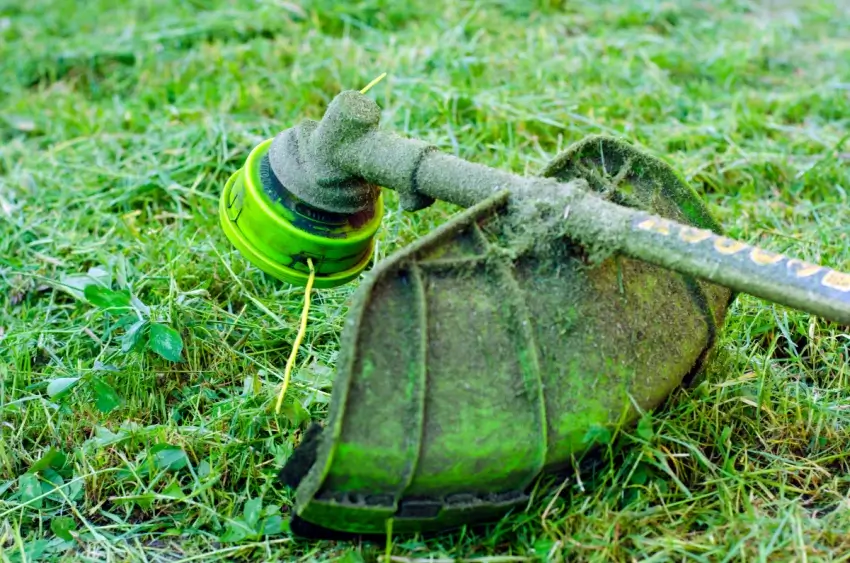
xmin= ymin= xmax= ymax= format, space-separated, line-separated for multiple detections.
xmin=1 ymin=0 xmax=849 ymax=561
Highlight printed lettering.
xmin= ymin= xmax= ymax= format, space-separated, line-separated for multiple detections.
xmin=637 ymin=217 xmax=671 ymax=235
xmin=714 ymin=237 xmax=748 ymax=255
xmin=786 ymin=259 xmax=822 ymax=278
xmin=822 ymin=270 xmax=850 ymax=292
xmin=679 ymin=226 xmax=713 ymax=244
xmin=750 ymin=247 xmax=784 ymax=266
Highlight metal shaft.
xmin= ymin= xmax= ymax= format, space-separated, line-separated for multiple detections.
xmin=283 ymin=90 xmax=850 ymax=324
xmin=618 ymin=208 xmax=850 ymax=325
xmin=345 ymin=136 xmax=850 ymax=325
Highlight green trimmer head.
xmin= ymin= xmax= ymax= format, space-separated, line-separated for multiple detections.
xmin=219 ymin=90 xmax=850 ymax=540
xmin=219 ymin=139 xmax=384 ymax=288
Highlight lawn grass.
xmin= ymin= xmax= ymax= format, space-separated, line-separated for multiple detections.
xmin=1 ymin=0 xmax=849 ymax=561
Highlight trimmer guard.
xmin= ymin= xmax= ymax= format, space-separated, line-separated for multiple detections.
xmin=280 ymin=136 xmax=734 ymax=538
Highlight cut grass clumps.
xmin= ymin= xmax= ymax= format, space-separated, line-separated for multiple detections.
xmin=1 ymin=0 xmax=849 ymax=561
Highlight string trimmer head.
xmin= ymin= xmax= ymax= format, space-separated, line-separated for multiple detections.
xmin=219 ymin=90 xmax=850 ymax=539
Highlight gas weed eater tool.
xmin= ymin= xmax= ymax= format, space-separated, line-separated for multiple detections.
xmin=219 ymin=89 xmax=850 ymax=539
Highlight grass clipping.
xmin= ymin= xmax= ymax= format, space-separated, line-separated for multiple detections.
xmin=274 ymin=72 xmax=385 ymax=415
xmin=275 ymin=258 xmax=316 ymax=414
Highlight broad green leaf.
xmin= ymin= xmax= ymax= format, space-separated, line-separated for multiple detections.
xmin=243 ymin=497 xmax=263 ymax=529
xmin=150 ymin=444 xmax=188 ymax=471
xmin=149 ymin=323 xmax=183 ymax=362
xmin=9 ymin=539 xmax=49 ymax=563
xmin=42 ymin=468 xmax=64 ymax=488
xmin=122 ymin=319 xmax=149 ymax=353
xmin=51 ymin=516 xmax=76 ymax=541
xmin=84 ymin=285 xmax=132 ymax=310
xmin=262 ymin=514 xmax=285 ymax=536
xmin=637 ymin=415 xmax=654 ymax=441
xmin=28 ymin=447 xmax=65 ymax=474
xmin=113 ymin=312 xmax=140 ymax=331
xmin=90 ymin=377 xmax=122 ymax=413
xmin=533 ymin=538 xmax=556 ymax=558
xmin=57 ymin=266 xmax=111 ymax=301
xmin=582 ymin=424 xmax=612 ymax=447
xmin=337 ymin=551 xmax=366 ymax=563
xmin=162 ymin=482 xmax=185 ymax=499
xmin=46 ymin=377 xmax=80 ymax=398
xmin=136 ymin=494 xmax=154 ymax=510
xmin=67 ymin=476 xmax=83 ymax=501
xmin=41 ymin=469 xmax=67 ymax=504
xmin=630 ymin=462 xmax=652 ymax=487
xmin=18 ymin=473 xmax=41 ymax=509
xmin=86 ymin=425 xmax=125 ymax=448
xmin=280 ymin=399 xmax=310 ymax=427
xmin=219 ymin=520 xmax=251 ymax=543
xmin=263 ymin=503 xmax=281 ymax=517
